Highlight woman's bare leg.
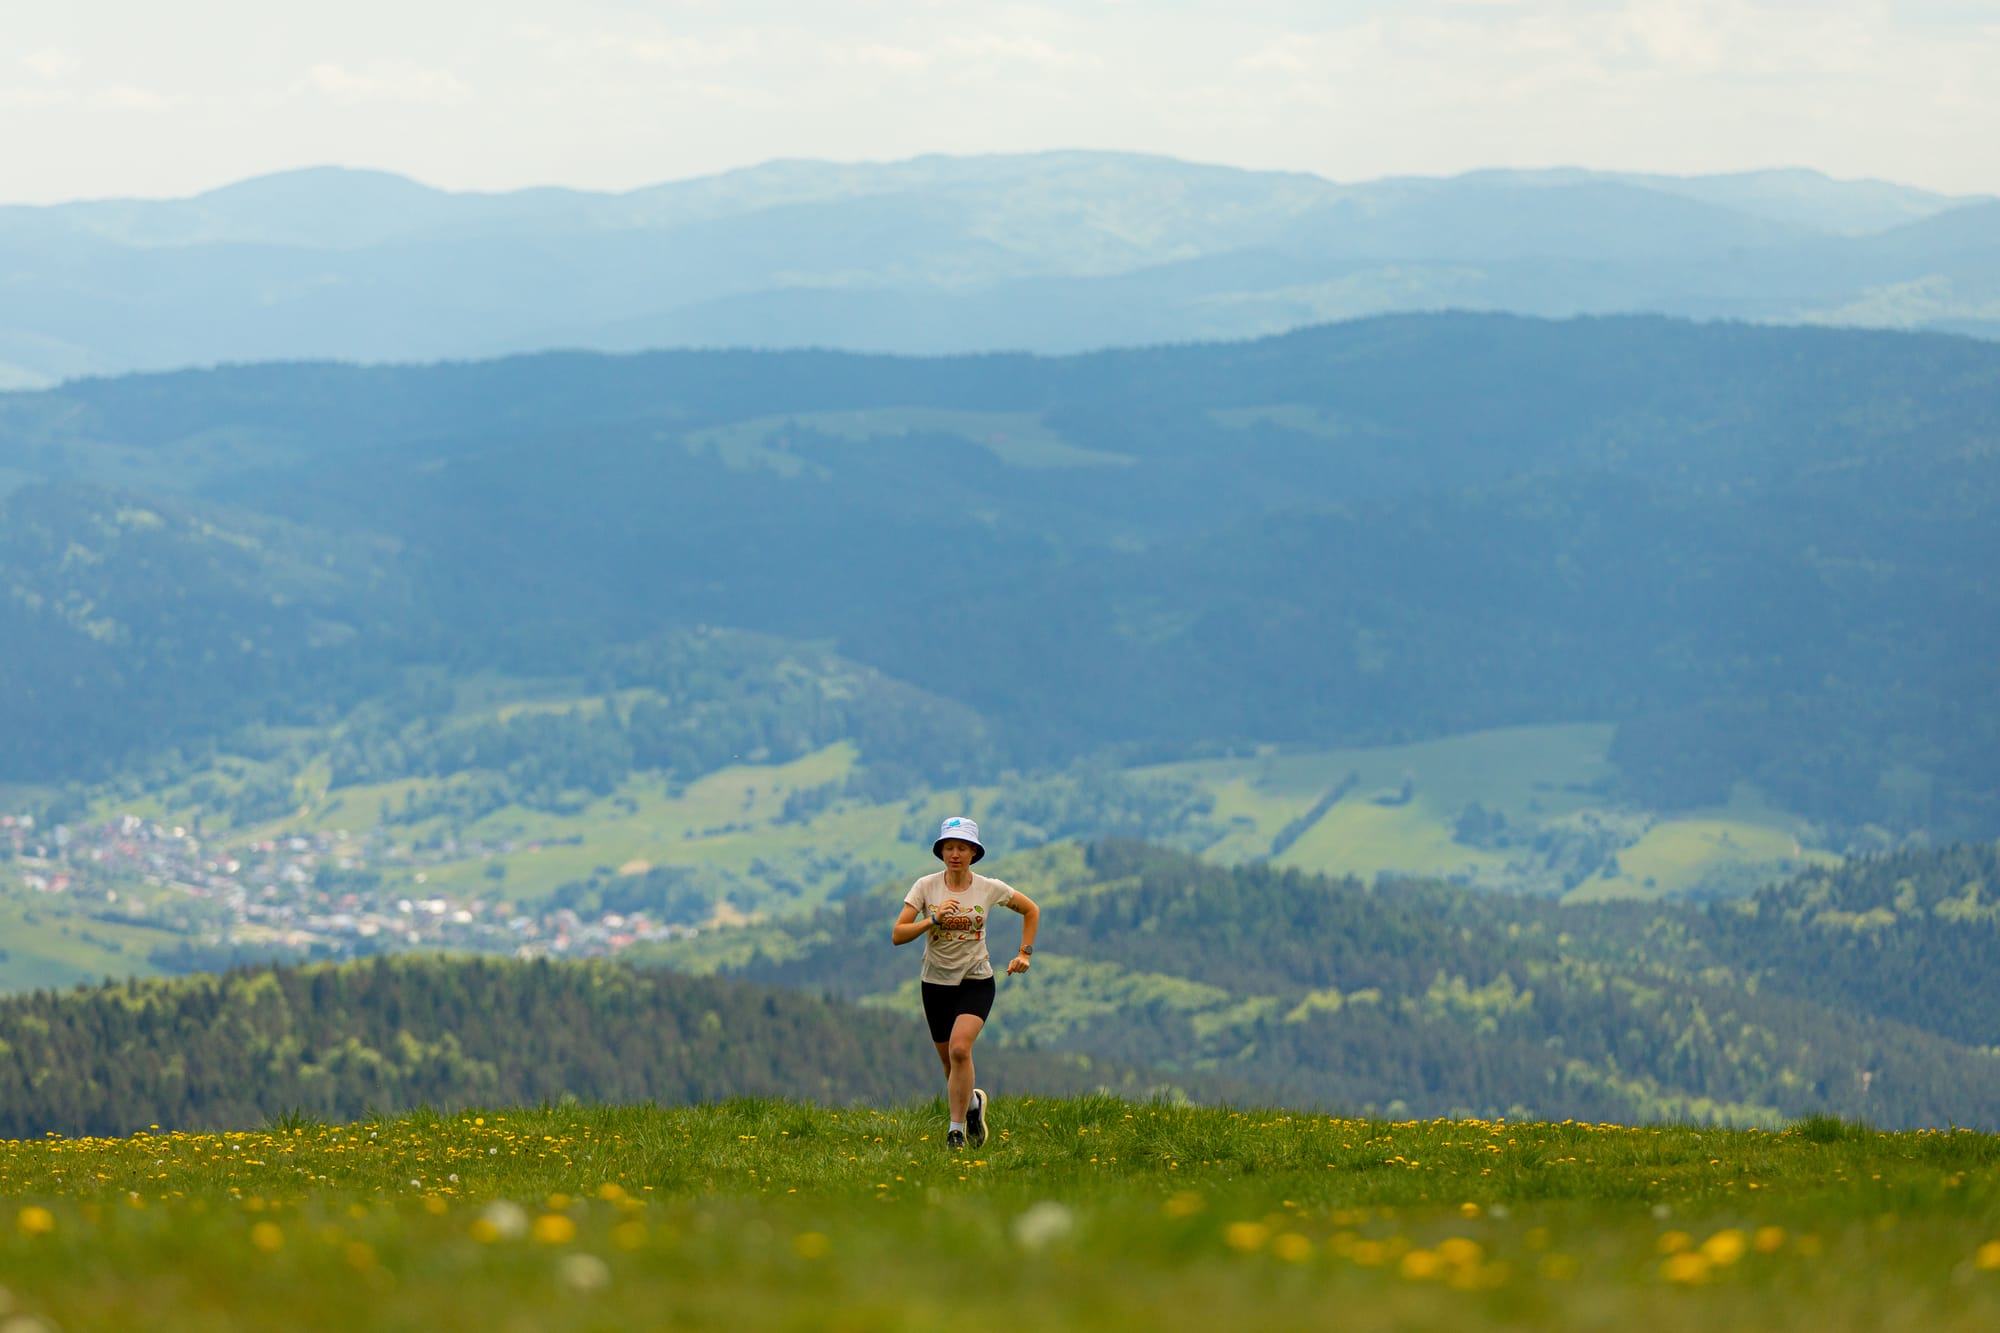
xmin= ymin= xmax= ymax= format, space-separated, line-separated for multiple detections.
xmin=945 ymin=1013 xmax=984 ymax=1125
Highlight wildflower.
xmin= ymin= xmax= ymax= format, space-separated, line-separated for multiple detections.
xmin=1271 ymin=1233 xmax=1313 ymax=1264
xmin=15 ymin=1207 xmax=53 ymax=1237
xmin=1162 ymin=1191 xmax=1204 ymax=1219
xmin=557 ymin=1253 xmax=611 ymax=1294
xmin=1437 ymin=1237 xmax=1483 ymax=1268
xmin=1400 ymin=1249 xmax=1444 ymax=1280
xmin=1700 ymin=1230 xmax=1747 ymax=1266
xmin=1754 ymin=1226 xmax=1786 ymax=1253
xmin=250 ymin=1222 xmax=284 ymax=1253
xmin=1349 ymin=1240 xmax=1390 ymax=1266
xmin=473 ymin=1200 xmax=529 ymax=1243
xmin=533 ymin=1214 xmax=577 ymax=1245
xmin=344 ymin=1241 xmax=376 ymax=1272
xmin=1012 ymin=1202 xmax=1076 ymax=1253
xmin=1976 ymin=1242 xmax=2000 ymax=1271
xmin=1223 ymin=1221 xmax=1269 ymax=1252
xmin=793 ymin=1232 xmax=831 ymax=1260
xmin=1661 ymin=1252 xmax=1710 ymax=1284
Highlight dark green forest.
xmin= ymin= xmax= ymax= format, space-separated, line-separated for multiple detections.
xmin=715 ymin=840 xmax=2000 ymax=1130
xmin=4 ymin=314 xmax=1998 ymax=842
xmin=6 ymin=843 xmax=1998 ymax=1136
xmin=0 ymin=955 xmax=1116 ymax=1138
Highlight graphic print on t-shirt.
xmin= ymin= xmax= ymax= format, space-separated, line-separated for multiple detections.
xmin=934 ymin=904 xmax=985 ymax=941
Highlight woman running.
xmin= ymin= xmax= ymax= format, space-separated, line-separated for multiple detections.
xmin=891 ymin=816 xmax=1040 ymax=1150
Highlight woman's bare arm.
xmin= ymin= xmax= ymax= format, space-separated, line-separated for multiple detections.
xmin=1003 ymin=890 xmax=1039 ymax=973
xmin=891 ymin=903 xmax=935 ymax=946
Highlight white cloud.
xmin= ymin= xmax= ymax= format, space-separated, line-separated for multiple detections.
xmin=21 ymin=47 xmax=80 ymax=80
xmin=302 ymin=61 xmax=469 ymax=106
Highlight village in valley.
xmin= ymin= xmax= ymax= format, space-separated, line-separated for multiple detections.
xmin=0 ymin=812 xmax=690 ymax=970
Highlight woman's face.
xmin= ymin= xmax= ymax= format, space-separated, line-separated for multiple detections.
xmin=939 ymin=838 xmax=977 ymax=871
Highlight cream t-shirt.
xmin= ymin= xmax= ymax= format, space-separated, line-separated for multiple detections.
xmin=904 ymin=871 xmax=1018 ymax=984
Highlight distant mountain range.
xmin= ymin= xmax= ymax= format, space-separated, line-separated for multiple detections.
xmin=2 ymin=152 xmax=1995 ymax=388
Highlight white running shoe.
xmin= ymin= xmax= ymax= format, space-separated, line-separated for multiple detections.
xmin=966 ymin=1088 xmax=989 ymax=1148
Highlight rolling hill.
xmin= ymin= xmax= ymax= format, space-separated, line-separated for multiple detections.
xmin=693 ymin=840 xmax=2000 ymax=1130
xmin=1 ymin=153 xmax=1994 ymax=388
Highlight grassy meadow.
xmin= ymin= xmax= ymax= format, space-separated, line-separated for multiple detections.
xmin=4 ymin=1097 xmax=2000 ymax=1330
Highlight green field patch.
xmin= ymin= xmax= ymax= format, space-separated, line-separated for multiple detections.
xmin=1135 ymin=726 xmax=1847 ymax=897
xmin=355 ymin=744 xmax=961 ymax=914
xmin=0 ymin=886 xmax=183 ymax=991
xmin=684 ymin=408 xmax=1134 ymax=473
xmin=1569 ymin=810 xmax=1842 ymax=903
xmin=2 ymin=1101 xmax=2000 ymax=1331
xmin=1274 ymin=798 xmax=1510 ymax=882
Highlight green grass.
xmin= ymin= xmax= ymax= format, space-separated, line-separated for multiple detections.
xmin=4 ymin=1097 xmax=2000 ymax=1330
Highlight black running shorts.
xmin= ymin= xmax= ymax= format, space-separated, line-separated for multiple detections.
xmin=920 ymin=976 xmax=996 ymax=1043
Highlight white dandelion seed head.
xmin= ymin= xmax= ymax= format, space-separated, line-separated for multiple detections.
xmin=1011 ymin=1201 xmax=1076 ymax=1252
xmin=481 ymin=1199 xmax=530 ymax=1240
xmin=558 ymin=1252 xmax=612 ymax=1294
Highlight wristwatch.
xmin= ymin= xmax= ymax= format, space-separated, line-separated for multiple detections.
xmin=1018 ymin=945 xmax=1034 ymax=955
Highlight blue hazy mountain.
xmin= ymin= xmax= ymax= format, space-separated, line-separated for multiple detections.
xmin=3 ymin=314 xmax=1996 ymax=842
xmin=0 ymin=153 xmax=1993 ymax=387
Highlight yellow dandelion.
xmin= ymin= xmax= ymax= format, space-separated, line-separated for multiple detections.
xmin=1223 ymin=1221 xmax=1270 ymax=1252
xmin=250 ymin=1222 xmax=285 ymax=1253
xmin=1662 ymin=1252 xmax=1711 ymax=1284
xmin=1350 ymin=1240 xmax=1390 ymax=1267
xmin=1701 ymin=1230 xmax=1748 ymax=1266
xmin=1976 ymin=1241 xmax=2000 ymax=1271
xmin=1437 ymin=1237 xmax=1483 ymax=1268
xmin=533 ymin=1214 xmax=578 ymax=1245
xmin=1754 ymin=1226 xmax=1786 ymax=1254
xmin=1272 ymin=1233 xmax=1313 ymax=1264
xmin=1399 ymin=1249 xmax=1445 ymax=1280
xmin=1657 ymin=1230 xmax=1693 ymax=1254
xmin=1162 ymin=1191 xmax=1204 ymax=1219
xmin=344 ymin=1241 xmax=376 ymax=1272
xmin=16 ymin=1206 xmax=54 ymax=1237
xmin=793 ymin=1232 xmax=832 ymax=1260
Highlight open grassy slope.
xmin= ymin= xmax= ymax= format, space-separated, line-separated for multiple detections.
xmin=2 ymin=1098 xmax=2000 ymax=1330
xmin=58 ymin=717 xmax=1839 ymax=924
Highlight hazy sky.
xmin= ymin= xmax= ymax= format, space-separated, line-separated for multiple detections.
xmin=4 ymin=0 xmax=1997 ymax=204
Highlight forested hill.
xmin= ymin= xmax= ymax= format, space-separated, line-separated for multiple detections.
xmin=704 ymin=841 xmax=2000 ymax=1130
xmin=4 ymin=314 xmax=1998 ymax=844
xmin=7 ymin=843 xmax=1998 ymax=1136
xmin=0 ymin=956 xmax=1122 ymax=1139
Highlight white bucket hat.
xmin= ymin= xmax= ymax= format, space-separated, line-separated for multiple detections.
xmin=932 ymin=815 xmax=985 ymax=863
